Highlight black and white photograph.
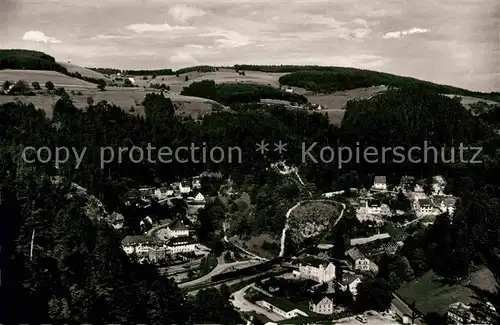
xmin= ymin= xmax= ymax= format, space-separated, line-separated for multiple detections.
xmin=1 ymin=0 xmax=499 ymax=324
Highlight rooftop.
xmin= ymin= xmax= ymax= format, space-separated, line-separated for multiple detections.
xmin=367 ymin=199 xmax=381 ymax=207
xmin=346 ymin=247 xmax=365 ymax=261
xmin=122 ymin=235 xmax=160 ymax=246
xmin=340 ymin=273 xmax=363 ymax=286
xmin=168 ymin=236 xmax=197 ymax=246
xmin=261 ymin=296 xmax=302 ymax=313
xmin=418 ymin=199 xmax=432 ymax=207
xmin=310 ymin=295 xmax=334 ymax=306
xmin=350 ymin=233 xmax=391 ymax=246
xmin=168 ymin=219 xmax=189 ymax=231
xmin=374 ymin=176 xmax=387 ymax=184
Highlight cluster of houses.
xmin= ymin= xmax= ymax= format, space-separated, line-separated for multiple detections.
xmin=127 ymin=176 xmax=206 ymax=211
xmin=255 ymin=247 xmax=382 ymax=319
xmin=403 ymin=175 xmax=457 ymax=219
xmin=121 ymin=218 xmax=202 ymax=262
xmin=446 ymin=301 xmax=497 ymax=325
xmin=354 ymin=175 xmax=457 ymax=225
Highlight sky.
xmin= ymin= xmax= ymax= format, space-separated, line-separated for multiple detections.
xmin=1 ymin=0 xmax=499 ymax=92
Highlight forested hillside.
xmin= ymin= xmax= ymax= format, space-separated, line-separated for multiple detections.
xmin=0 ymin=49 xmax=68 ymax=73
xmin=180 ymin=80 xmax=308 ymax=104
xmin=278 ymin=69 xmax=500 ymax=101
xmin=1 ymin=66 xmax=500 ymax=322
xmin=0 ymin=49 xmax=106 ymax=85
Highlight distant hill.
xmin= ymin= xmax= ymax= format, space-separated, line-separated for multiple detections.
xmin=0 ymin=49 xmax=68 ymax=74
xmin=0 ymin=49 xmax=106 ymax=85
xmin=59 ymin=62 xmax=109 ymax=80
xmin=233 ymin=65 xmax=499 ymax=102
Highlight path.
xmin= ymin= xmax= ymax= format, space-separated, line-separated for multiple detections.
xmin=230 ymin=284 xmax=284 ymax=322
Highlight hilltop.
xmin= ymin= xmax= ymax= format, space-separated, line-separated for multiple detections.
xmin=1 ymin=50 xmax=499 ymax=124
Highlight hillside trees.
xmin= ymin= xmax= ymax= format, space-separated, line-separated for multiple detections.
xmin=45 ymin=81 xmax=55 ymax=91
xmin=97 ymin=79 xmax=106 ymax=91
xmin=31 ymin=81 xmax=41 ymax=90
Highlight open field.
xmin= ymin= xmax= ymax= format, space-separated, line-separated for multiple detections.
xmin=397 ymin=267 xmax=497 ymax=316
xmin=443 ymin=94 xmax=500 ymax=109
xmin=3 ymin=68 xmax=497 ymax=125
xmin=58 ymin=62 xmax=110 ymax=80
xmin=0 ymin=69 xmax=96 ymax=88
xmin=0 ymin=90 xmax=220 ymax=118
xmin=1 ymin=69 xmax=223 ymax=118
xmin=130 ymin=68 xmax=285 ymax=93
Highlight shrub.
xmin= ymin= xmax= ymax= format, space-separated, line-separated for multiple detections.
xmin=45 ymin=81 xmax=55 ymax=91
xmin=31 ymin=81 xmax=41 ymax=90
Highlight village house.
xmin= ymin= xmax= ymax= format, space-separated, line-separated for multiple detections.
xmin=414 ymin=198 xmax=440 ymax=216
xmin=110 ymin=212 xmax=124 ymax=230
xmin=309 ymin=296 xmax=334 ymax=315
xmin=154 ymin=186 xmax=174 ymax=200
xmin=346 ymin=247 xmax=379 ymax=274
xmin=139 ymin=187 xmax=155 ymax=197
xmin=400 ymin=176 xmax=416 ymax=192
xmin=447 ymin=302 xmax=478 ymax=325
xmin=122 ymin=235 xmax=162 ymax=256
xmin=432 ymin=175 xmax=446 ymax=195
xmin=366 ymin=199 xmax=382 ymax=214
xmin=297 ymin=257 xmax=336 ymax=283
xmin=163 ymin=219 xmax=190 ymax=239
xmin=338 ymin=273 xmax=363 ymax=297
xmin=433 ymin=195 xmax=457 ymax=215
xmin=193 ymin=192 xmax=205 ymax=204
xmin=372 ymin=176 xmax=387 ymax=191
xmin=148 ymin=246 xmax=169 ymax=263
xmin=179 ymin=181 xmax=191 ymax=194
xmin=166 ymin=236 xmax=197 ymax=254
xmin=192 ymin=176 xmax=201 ymax=189
xmin=258 ymin=297 xmax=309 ymax=319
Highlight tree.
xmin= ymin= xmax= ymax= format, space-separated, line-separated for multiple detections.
xmin=86 ymin=96 xmax=94 ymax=106
xmin=97 ymin=79 xmax=106 ymax=91
xmin=2 ymin=80 xmax=11 ymax=91
xmin=13 ymin=80 xmax=29 ymax=94
xmin=31 ymin=81 xmax=41 ymax=90
xmin=45 ymin=81 xmax=55 ymax=91
xmin=184 ymin=75 xmax=189 ymax=82
xmin=123 ymin=78 xmax=132 ymax=87
xmin=355 ymin=278 xmax=393 ymax=312
xmin=219 ymin=283 xmax=230 ymax=300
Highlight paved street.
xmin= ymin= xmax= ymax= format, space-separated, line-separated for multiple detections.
xmin=230 ymin=284 xmax=284 ymax=322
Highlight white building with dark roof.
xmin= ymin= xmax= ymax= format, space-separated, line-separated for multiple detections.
xmin=309 ymin=296 xmax=334 ymax=315
xmin=298 ymin=257 xmax=336 ymax=283
xmin=414 ymin=198 xmax=440 ymax=216
xmin=122 ymin=235 xmax=161 ymax=255
xmin=166 ymin=236 xmax=197 ymax=254
xmin=258 ymin=297 xmax=309 ymax=319
xmin=372 ymin=176 xmax=387 ymax=191
xmin=339 ymin=273 xmax=363 ymax=296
